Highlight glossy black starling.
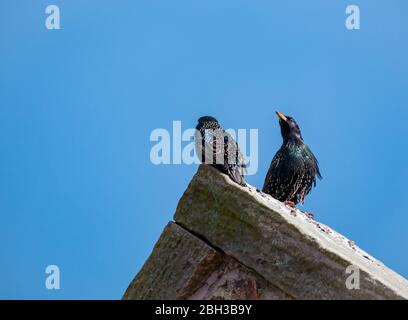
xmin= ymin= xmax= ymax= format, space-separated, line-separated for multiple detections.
xmin=262 ymin=112 xmax=321 ymax=205
xmin=195 ymin=116 xmax=246 ymax=186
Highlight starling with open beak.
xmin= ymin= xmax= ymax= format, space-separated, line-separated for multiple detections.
xmin=262 ymin=112 xmax=321 ymax=207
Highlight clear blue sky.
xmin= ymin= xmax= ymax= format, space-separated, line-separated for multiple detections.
xmin=1 ymin=1 xmax=407 ymax=299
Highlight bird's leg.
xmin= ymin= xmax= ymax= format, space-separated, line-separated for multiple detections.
xmin=283 ymin=200 xmax=297 ymax=217
xmin=283 ymin=200 xmax=295 ymax=207
xmin=303 ymin=212 xmax=314 ymax=219
xmin=283 ymin=200 xmax=314 ymax=219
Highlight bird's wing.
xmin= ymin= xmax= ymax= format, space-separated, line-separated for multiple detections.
xmin=195 ymin=128 xmax=246 ymax=185
xmin=294 ymin=145 xmax=321 ymax=202
xmin=223 ymin=131 xmax=247 ymax=170
xmin=304 ymin=144 xmax=322 ymax=180
xmin=262 ymin=147 xmax=302 ymax=199
xmin=195 ymin=128 xmax=226 ymax=165
xmin=263 ymin=144 xmax=321 ymax=203
xmin=223 ymin=131 xmax=246 ymax=185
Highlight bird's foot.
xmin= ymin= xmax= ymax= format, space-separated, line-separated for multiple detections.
xmin=303 ymin=212 xmax=314 ymax=219
xmin=283 ymin=200 xmax=296 ymax=207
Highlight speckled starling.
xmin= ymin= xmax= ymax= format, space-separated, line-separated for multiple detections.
xmin=195 ymin=116 xmax=246 ymax=186
xmin=262 ymin=112 xmax=321 ymax=205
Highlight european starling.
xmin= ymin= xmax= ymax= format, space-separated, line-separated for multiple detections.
xmin=262 ymin=112 xmax=321 ymax=205
xmin=195 ymin=116 xmax=246 ymax=186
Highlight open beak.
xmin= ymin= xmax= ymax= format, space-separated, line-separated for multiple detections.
xmin=276 ymin=111 xmax=287 ymax=122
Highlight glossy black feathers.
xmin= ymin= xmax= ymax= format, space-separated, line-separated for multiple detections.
xmin=262 ymin=113 xmax=321 ymax=204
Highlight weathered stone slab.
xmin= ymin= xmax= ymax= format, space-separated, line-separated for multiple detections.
xmin=124 ymin=165 xmax=408 ymax=299
xmin=123 ymin=222 xmax=291 ymax=299
xmin=123 ymin=222 xmax=222 ymax=300
xmin=189 ymin=255 xmax=292 ymax=300
xmin=173 ymin=165 xmax=408 ymax=300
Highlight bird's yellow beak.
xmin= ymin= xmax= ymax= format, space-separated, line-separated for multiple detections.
xmin=276 ymin=111 xmax=287 ymax=122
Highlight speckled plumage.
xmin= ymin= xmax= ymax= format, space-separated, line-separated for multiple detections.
xmin=262 ymin=112 xmax=321 ymax=204
xmin=195 ymin=116 xmax=246 ymax=186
